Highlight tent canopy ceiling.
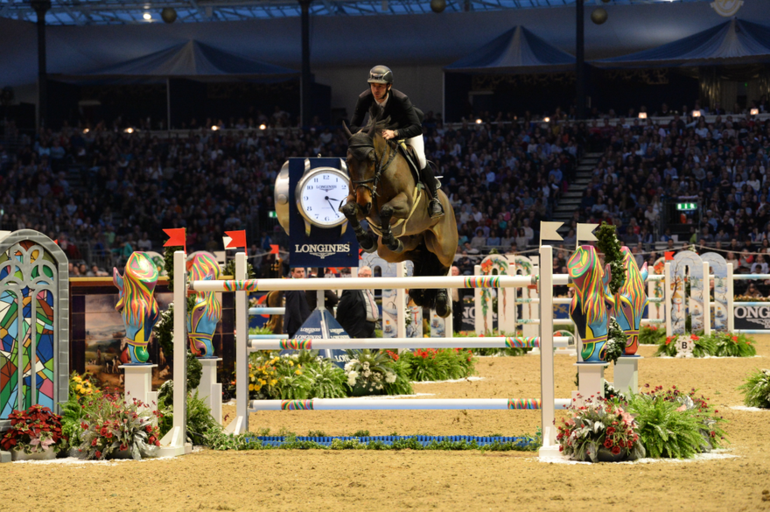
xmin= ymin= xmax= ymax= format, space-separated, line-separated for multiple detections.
xmin=594 ymin=18 xmax=770 ymax=68
xmin=444 ymin=26 xmax=575 ymax=74
xmin=54 ymin=40 xmax=299 ymax=82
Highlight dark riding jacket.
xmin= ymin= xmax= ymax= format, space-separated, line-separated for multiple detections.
xmin=351 ymin=88 xmax=424 ymax=140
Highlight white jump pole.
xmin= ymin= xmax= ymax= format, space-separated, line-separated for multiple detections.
xmin=158 ymin=250 xmax=189 ymax=457
xmin=474 ymin=264 xmax=484 ymax=334
xmin=727 ymin=263 xmax=734 ymax=333
xmin=249 ymin=398 xmax=572 ymax=411
xmin=397 ymin=262 xmax=407 ymax=339
xmin=538 ymin=244 xmax=558 ymax=458
xmin=665 ymin=262 xmax=673 ymax=337
xmin=226 ymin=252 xmax=249 ymax=435
xmin=702 ymin=261 xmax=711 ymax=336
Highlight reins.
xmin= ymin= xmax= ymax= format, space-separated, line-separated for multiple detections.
xmin=348 ymin=136 xmax=398 ymax=202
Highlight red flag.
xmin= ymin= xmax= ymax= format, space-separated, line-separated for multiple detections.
xmin=359 ymin=249 xmax=364 ymax=260
xmin=163 ymin=228 xmax=186 ymax=253
xmin=270 ymin=244 xmax=279 ymax=255
xmin=225 ymin=230 xmax=247 ymax=249
xmin=664 ymin=251 xmax=675 ymax=261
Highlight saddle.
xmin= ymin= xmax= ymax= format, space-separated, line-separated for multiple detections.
xmin=396 ymin=140 xmax=440 ymax=199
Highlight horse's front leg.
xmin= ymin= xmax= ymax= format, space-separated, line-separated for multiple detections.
xmin=379 ymin=193 xmax=410 ymax=253
xmin=341 ymin=197 xmax=377 ymax=253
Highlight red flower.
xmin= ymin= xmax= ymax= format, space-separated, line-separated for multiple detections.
xmin=91 ymin=438 xmax=98 ymax=447
xmin=732 ymin=336 xmax=738 ymax=342
xmin=120 ymin=444 xmax=128 ymax=451
xmin=94 ymin=450 xmax=102 ymax=458
xmin=611 ymin=445 xmax=621 ymax=455
xmin=691 ymin=335 xmax=700 ymax=341
xmin=145 ymin=425 xmax=153 ymax=433
xmin=604 ymin=439 xmax=613 ymax=448
xmin=559 ymin=445 xmax=563 ymax=452
xmin=665 ymin=337 xmax=672 ymax=345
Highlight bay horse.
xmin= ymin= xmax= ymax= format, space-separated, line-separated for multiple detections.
xmin=341 ymin=118 xmax=458 ymax=317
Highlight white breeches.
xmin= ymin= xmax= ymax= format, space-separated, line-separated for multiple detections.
xmin=406 ymin=135 xmax=426 ymax=169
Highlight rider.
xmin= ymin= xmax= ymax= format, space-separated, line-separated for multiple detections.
xmin=350 ymin=65 xmax=444 ymax=219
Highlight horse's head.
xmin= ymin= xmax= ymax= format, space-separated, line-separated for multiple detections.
xmin=567 ymin=245 xmax=611 ymax=361
xmin=186 ymin=252 xmax=222 ymax=358
xmin=612 ymin=247 xmax=648 ymax=355
xmin=113 ymin=252 xmax=160 ymax=364
xmin=343 ymin=121 xmax=378 ymax=215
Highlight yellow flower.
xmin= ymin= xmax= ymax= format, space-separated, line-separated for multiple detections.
xmin=76 ymin=385 xmax=83 ymax=393
xmin=295 ymin=370 xmax=302 ymax=375
xmin=259 ymin=379 xmax=266 ymax=386
xmin=270 ymin=379 xmax=277 ymax=386
xmin=288 ymin=361 xmax=294 ymax=366
xmin=73 ymin=375 xmax=82 ymax=383
xmin=249 ymin=384 xmax=255 ymax=391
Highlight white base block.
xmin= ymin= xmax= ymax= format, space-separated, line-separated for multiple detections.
xmin=575 ymin=362 xmax=608 ymax=401
xmin=614 ymin=356 xmax=641 ymax=395
xmin=120 ymin=364 xmax=158 ymax=412
xmin=158 ymin=425 xmax=192 ymax=457
xmin=0 ymin=450 xmax=10 ymax=463
xmin=225 ymin=415 xmax=247 ymax=435
xmin=538 ymin=442 xmax=562 ymax=459
xmin=196 ymin=358 xmax=223 ymax=424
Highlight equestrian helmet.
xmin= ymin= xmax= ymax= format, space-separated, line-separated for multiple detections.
xmin=368 ymin=65 xmax=393 ymax=84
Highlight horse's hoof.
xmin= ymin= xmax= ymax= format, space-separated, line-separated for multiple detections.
xmin=435 ymin=291 xmax=451 ymax=318
xmin=386 ymin=238 xmax=404 ymax=252
xmin=359 ymin=235 xmax=378 ymax=253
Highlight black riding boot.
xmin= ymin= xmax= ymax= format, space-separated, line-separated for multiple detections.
xmin=420 ymin=165 xmax=444 ymax=219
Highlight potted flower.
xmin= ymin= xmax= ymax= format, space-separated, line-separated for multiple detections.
xmin=0 ymin=405 xmax=68 ymax=461
xmin=77 ymin=393 xmax=161 ymax=460
xmin=557 ymin=396 xmax=646 ymax=463
xmin=344 ymin=349 xmax=412 ymax=396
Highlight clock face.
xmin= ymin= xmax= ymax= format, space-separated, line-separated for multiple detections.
xmin=298 ymin=170 xmax=350 ymax=227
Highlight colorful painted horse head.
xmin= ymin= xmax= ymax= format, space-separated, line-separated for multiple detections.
xmin=186 ymin=252 xmax=222 ymax=358
xmin=113 ymin=252 xmax=160 ymax=364
xmin=568 ymin=245 xmax=612 ymax=362
xmin=612 ymin=247 xmax=648 ymax=356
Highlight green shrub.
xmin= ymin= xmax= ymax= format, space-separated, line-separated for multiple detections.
xmin=738 ymin=368 xmax=770 ymax=409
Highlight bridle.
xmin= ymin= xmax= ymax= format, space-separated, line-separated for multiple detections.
xmin=347 ymin=134 xmax=398 ymax=202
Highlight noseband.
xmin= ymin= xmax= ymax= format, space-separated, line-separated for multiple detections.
xmin=348 ymin=136 xmax=398 ymax=201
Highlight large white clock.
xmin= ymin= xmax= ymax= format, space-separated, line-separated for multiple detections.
xmin=295 ymin=166 xmax=350 ymax=233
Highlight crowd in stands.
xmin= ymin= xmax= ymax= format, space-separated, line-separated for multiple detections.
xmin=1 ymin=97 xmax=769 ymax=282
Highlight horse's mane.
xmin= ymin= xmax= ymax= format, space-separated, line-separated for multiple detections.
xmin=348 ymin=112 xmax=395 ymax=161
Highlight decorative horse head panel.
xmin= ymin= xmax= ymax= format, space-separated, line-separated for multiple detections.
xmin=568 ymin=245 xmax=611 ymax=362
xmin=186 ymin=252 xmax=222 ymax=358
xmin=612 ymin=247 xmax=648 ymax=356
xmin=113 ymin=252 xmax=160 ymax=364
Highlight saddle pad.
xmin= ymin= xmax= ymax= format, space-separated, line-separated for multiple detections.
xmin=397 ymin=141 xmax=421 ymax=185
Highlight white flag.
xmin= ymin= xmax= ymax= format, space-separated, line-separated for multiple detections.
xmin=222 ymin=236 xmax=232 ymax=250
xmin=576 ymin=223 xmax=599 ymax=245
xmin=539 ymin=222 xmax=564 ymax=245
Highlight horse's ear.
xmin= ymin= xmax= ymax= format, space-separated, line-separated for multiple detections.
xmin=367 ymin=122 xmax=376 ymax=138
xmin=342 ymin=121 xmax=353 ymax=139
xmin=113 ymin=268 xmax=124 ymax=290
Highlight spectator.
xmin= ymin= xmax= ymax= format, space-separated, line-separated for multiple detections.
xmin=336 ymin=266 xmax=379 ymax=338
xmin=283 ymin=267 xmax=311 ymax=338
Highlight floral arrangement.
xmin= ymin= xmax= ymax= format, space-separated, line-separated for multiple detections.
xmin=738 ymin=368 xmax=770 ymax=409
xmin=626 ymin=385 xmax=727 ymax=458
xmin=344 ymin=349 xmax=412 ymax=396
xmin=556 ymin=396 xmax=645 ymax=463
xmin=0 ymin=405 xmax=67 ymax=455
xmin=78 ymin=393 xmax=162 ymax=460
xmin=246 ymin=351 xmax=348 ymax=400
xmin=61 ymin=372 xmax=103 ymax=450
xmin=603 ymin=317 xmax=629 ymax=365
xmin=454 ymin=330 xmax=531 ymax=356
xmin=656 ymin=332 xmax=755 ymax=358
xmin=638 ymin=325 xmax=665 ymax=346
xmin=399 ymin=348 xmax=476 ymax=382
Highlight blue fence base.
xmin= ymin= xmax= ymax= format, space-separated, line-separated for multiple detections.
xmin=247 ymin=435 xmax=537 ymax=449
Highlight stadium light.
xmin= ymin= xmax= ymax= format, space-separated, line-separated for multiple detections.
xmin=692 ymin=110 xmax=701 ymax=118
xmin=543 ymin=117 xmax=551 ymax=123
xmin=475 ymin=119 xmax=482 ymax=124
xmin=638 ymin=112 xmax=647 ymax=119
xmin=124 ymin=127 xmax=134 ymax=134
xmin=142 ymin=12 xmax=151 ymax=20
xmin=211 ymin=126 xmax=219 ymax=131
xmin=751 ymin=108 xmax=759 ymax=116
xmin=259 ymin=124 xmax=267 ymax=130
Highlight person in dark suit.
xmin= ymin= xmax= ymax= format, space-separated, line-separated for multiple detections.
xmin=337 ymin=266 xmax=379 ymax=338
xmin=450 ymin=266 xmax=463 ymax=334
xmin=350 ymin=65 xmax=444 ymax=219
xmin=305 ymin=268 xmax=338 ymax=315
xmin=283 ymin=267 xmax=311 ymax=338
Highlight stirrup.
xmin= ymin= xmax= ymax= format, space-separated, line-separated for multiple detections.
xmin=429 ymin=198 xmax=445 ymax=219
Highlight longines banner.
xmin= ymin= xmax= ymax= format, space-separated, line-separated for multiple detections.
xmin=288 ymin=158 xmax=359 ymax=268
xmin=733 ymin=304 xmax=770 ymax=331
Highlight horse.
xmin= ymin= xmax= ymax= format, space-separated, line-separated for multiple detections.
xmin=113 ymin=252 xmax=160 ymax=364
xmin=611 ymin=247 xmax=648 ymax=356
xmin=567 ymin=245 xmax=613 ymax=362
xmin=341 ymin=118 xmax=458 ymax=317
xmin=187 ymin=252 xmax=223 ymax=358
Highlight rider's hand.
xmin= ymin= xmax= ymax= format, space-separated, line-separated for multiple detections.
xmin=382 ymin=129 xmax=397 ymax=140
